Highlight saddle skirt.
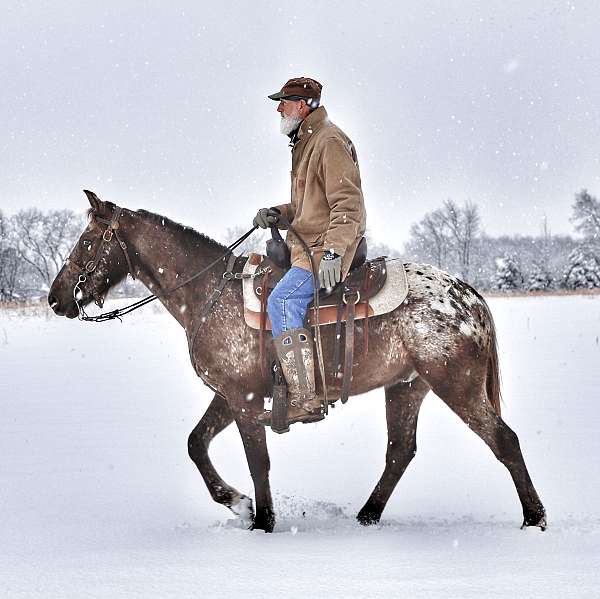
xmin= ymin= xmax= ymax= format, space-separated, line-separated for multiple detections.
xmin=242 ymin=253 xmax=409 ymax=330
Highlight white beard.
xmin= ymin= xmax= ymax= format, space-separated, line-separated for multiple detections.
xmin=280 ymin=115 xmax=302 ymax=135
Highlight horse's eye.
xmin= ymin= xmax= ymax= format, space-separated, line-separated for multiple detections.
xmin=82 ymin=239 xmax=92 ymax=250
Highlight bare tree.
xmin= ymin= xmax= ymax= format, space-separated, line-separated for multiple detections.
xmin=404 ymin=200 xmax=481 ymax=281
xmin=11 ymin=208 xmax=85 ymax=288
xmin=406 ymin=208 xmax=451 ymax=268
xmin=442 ymin=199 xmax=481 ymax=281
xmin=0 ymin=210 xmax=20 ymax=301
xmin=0 ymin=246 xmax=21 ymax=301
xmin=419 ymin=209 xmax=450 ymax=267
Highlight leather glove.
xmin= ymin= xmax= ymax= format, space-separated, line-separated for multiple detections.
xmin=318 ymin=251 xmax=342 ymax=289
xmin=253 ymin=207 xmax=281 ymax=229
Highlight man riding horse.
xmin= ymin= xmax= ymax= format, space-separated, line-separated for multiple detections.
xmin=253 ymin=77 xmax=367 ymax=426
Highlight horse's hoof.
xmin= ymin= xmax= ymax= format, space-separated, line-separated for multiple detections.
xmin=251 ymin=508 xmax=275 ymax=533
xmin=356 ymin=507 xmax=381 ymax=526
xmin=229 ymin=494 xmax=255 ymax=524
xmin=521 ymin=508 xmax=547 ymax=531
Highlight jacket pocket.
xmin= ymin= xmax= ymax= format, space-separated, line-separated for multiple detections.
xmin=306 ymin=232 xmax=324 ymax=248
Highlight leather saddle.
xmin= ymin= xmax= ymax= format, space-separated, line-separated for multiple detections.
xmin=253 ymin=237 xmax=387 ymax=307
xmin=250 ymin=234 xmax=389 ymax=408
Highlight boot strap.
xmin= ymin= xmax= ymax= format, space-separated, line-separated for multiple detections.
xmin=290 ymin=398 xmax=319 ymax=411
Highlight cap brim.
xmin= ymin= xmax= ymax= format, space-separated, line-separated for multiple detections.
xmin=268 ymin=93 xmax=313 ymax=102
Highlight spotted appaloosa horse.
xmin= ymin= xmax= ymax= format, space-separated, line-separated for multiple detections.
xmin=48 ymin=191 xmax=547 ymax=532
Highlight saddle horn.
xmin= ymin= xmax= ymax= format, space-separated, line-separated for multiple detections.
xmin=266 ymin=226 xmax=291 ymax=270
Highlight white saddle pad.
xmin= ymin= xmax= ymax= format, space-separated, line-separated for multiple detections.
xmin=242 ymin=254 xmax=409 ymax=331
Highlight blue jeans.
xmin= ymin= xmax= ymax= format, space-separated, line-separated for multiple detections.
xmin=267 ymin=267 xmax=315 ymax=338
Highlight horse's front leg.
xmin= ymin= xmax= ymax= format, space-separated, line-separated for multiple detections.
xmin=235 ymin=415 xmax=275 ymax=532
xmin=188 ymin=393 xmax=255 ymax=521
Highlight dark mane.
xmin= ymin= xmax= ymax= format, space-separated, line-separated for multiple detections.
xmin=136 ymin=209 xmax=227 ymax=252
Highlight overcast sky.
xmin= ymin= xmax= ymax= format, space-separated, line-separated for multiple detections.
xmin=2 ymin=1 xmax=599 ymax=247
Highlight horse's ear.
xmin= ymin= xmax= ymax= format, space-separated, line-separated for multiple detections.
xmin=83 ymin=189 xmax=101 ymax=212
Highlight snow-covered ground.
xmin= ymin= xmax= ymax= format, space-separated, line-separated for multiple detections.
xmin=1 ymin=295 xmax=599 ymax=598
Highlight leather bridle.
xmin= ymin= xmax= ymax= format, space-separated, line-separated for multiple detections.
xmin=72 ymin=207 xmax=135 ymax=279
xmin=71 ymin=207 xmax=136 ymax=317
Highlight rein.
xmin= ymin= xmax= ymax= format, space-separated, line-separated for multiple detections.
xmin=72 ymin=206 xmax=257 ymax=322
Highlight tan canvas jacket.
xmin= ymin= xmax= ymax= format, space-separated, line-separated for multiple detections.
xmin=274 ymin=106 xmax=366 ymax=279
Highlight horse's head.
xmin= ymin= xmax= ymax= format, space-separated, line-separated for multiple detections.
xmin=48 ymin=190 xmax=132 ymax=318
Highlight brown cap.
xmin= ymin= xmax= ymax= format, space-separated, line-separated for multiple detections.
xmin=268 ymin=77 xmax=323 ymax=104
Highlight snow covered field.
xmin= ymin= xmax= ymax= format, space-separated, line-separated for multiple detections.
xmin=1 ymin=295 xmax=599 ymax=598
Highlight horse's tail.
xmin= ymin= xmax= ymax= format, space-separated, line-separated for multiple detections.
xmin=482 ymin=297 xmax=502 ymax=417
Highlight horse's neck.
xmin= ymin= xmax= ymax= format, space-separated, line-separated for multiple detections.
xmin=125 ymin=211 xmax=225 ymax=328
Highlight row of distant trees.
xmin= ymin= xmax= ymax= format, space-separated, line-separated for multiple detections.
xmin=0 ymin=209 xmax=86 ymax=301
xmin=0 ymin=208 xmax=146 ymax=302
xmin=401 ymin=190 xmax=600 ymax=291
xmin=1 ymin=189 xmax=599 ymax=302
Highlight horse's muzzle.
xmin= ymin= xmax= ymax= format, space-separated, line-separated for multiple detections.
xmin=47 ymin=295 xmax=79 ymax=318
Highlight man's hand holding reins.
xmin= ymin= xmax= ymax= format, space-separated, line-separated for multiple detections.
xmin=253 ymin=207 xmax=281 ymax=229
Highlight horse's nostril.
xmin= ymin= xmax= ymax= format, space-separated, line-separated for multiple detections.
xmin=48 ymin=295 xmax=59 ymax=309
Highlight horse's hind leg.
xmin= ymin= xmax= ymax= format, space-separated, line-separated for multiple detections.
xmin=187 ymin=393 xmax=254 ymax=521
xmin=357 ymin=377 xmax=430 ymax=526
xmin=431 ymin=377 xmax=546 ymax=529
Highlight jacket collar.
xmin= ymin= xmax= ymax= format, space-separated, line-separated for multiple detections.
xmin=297 ymin=106 xmax=328 ymax=140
